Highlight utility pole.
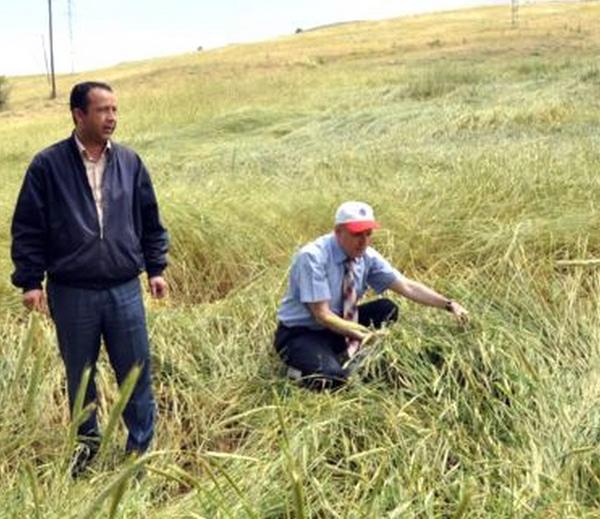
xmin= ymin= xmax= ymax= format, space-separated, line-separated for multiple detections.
xmin=48 ymin=0 xmax=57 ymax=99
xmin=511 ymin=0 xmax=519 ymax=28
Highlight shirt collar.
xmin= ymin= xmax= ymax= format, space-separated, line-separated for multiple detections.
xmin=73 ymin=132 xmax=111 ymax=159
xmin=329 ymin=233 xmax=349 ymax=265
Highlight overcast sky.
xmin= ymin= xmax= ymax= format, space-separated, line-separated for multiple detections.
xmin=1 ymin=0 xmax=509 ymax=76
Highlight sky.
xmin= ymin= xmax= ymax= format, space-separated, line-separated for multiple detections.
xmin=0 ymin=0 xmax=509 ymax=77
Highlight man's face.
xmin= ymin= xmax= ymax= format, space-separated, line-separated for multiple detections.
xmin=335 ymin=225 xmax=373 ymax=259
xmin=74 ymin=87 xmax=117 ymax=144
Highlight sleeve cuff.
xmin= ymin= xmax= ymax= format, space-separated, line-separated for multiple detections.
xmin=22 ymin=283 xmax=43 ymax=292
xmin=146 ymin=268 xmax=165 ymax=278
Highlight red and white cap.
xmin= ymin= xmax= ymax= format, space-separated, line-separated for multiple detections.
xmin=334 ymin=201 xmax=381 ymax=233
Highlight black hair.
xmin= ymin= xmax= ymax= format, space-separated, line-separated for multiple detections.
xmin=69 ymin=81 xmax=113 ymax=113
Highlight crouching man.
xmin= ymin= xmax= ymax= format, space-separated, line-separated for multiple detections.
xmin=274 ymin=201 xmax=468 ymax=390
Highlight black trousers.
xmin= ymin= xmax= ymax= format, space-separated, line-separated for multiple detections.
xmin=274 ymin=298 xmax=398 ymax=390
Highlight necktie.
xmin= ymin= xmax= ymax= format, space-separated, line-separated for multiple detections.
xmin=343 ymin=258 xmax=360 ymax=357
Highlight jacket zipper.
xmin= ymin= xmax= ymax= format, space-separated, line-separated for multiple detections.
xmin=97 ymin=159 xmax=104 ymax=240
xmin=97 ymin=150 xmax=110 ymax=240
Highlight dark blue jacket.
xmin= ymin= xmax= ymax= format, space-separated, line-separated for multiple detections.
xmin=11 ymin=134 xmax=169 ymax=290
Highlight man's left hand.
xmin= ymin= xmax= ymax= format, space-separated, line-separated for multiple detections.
xmin=149 ymin=276 xmax=168 ymax=299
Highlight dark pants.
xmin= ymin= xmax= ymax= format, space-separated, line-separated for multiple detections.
xmin=274 ymin=298 xmax=398 ymax=390
xmin=47 ymin=278 xmax=155 ymax=453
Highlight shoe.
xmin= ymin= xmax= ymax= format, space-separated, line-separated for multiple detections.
xmin=286 ymin=366 xmax=302 ymax=381
xmin=125 ymin=448 xmax=148 ymax=482
xmin=70 ymin=441 xmax=99 ymax=478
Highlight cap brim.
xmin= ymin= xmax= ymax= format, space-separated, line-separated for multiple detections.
xmin=345 ymin=220 xmax=381 ymax=233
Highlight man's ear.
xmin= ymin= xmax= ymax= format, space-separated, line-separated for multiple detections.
xmin=72 ymin=108 xmax=84 ymax=126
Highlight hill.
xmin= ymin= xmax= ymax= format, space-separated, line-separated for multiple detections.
xmin=1 ymin=2 xmax=600 ymax=516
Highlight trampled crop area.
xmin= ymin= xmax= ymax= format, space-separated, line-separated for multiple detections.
xmin=1 ymin=3 xmax=599 ymax=516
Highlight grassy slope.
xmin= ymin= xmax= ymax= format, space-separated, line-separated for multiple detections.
xmin=1 ymin=2 xmax=600 ymax=516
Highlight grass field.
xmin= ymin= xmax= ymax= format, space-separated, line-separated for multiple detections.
xmin=1 ymin=2 xmax=600 ymax=516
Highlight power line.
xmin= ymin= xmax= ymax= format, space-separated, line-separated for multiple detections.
xmin=68 ymin=0 xmax=75 ymax=73
xmin=48 ymin=0 xmax=56 ymax=99
xmin=41 ymin=34 xmax=51 ymax=86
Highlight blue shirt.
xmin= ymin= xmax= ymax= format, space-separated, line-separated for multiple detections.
xmin=277 ymin=233 xmax=403 ymax=329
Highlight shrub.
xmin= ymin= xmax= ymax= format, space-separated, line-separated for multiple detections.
xmin=403 ymin=66 xmax=481 ymax=100
xmin=580 ymin=64 xmax=600 ymax=83
xmin=0 ymin=76 xmax=9 ymax=110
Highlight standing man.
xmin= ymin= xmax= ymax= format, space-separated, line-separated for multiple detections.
xmin=274 ymin=201 xmax=468 ymax=390
xmin=11 ymin=81 xmax=169 ymax=475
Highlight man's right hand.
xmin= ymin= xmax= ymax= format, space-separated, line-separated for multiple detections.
xmin=23 ymin=289 xmax=48 ymax=314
